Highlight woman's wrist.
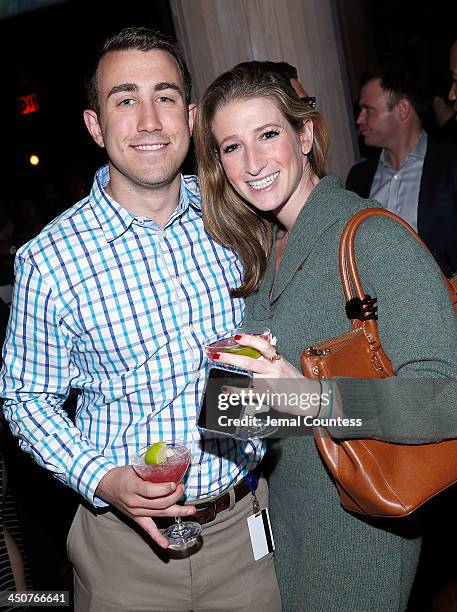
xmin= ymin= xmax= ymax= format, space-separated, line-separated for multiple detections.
xmin=315 ymin=380 xmax=337 ymax=419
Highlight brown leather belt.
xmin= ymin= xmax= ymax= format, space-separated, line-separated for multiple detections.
xmin=191 ymin=475 xmax=252 ymax=525
xmin=156 ymin=473 xmax=254 ymax=528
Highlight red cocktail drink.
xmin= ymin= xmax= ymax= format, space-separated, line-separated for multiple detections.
xmin=130 ymin=441 xmax=202 ymax=550
xmin=132 ymin=444 xmax=190 ymax=484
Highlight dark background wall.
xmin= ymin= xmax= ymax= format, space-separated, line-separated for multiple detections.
xmin=339 ymin=0 xmax=457 ymax=106
xmin=0 ymin=0 xmax=175 ymax=212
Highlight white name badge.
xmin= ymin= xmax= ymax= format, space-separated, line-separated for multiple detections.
xmin=247 ymin=508 xmax=275 ymax=561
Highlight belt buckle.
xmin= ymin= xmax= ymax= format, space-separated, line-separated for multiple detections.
xmin=196 ymin=499 xmax=217 ymax=523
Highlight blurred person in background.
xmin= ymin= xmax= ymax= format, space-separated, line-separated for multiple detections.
xmin=11 ymin=197 xmax=45 ymax=250
xmin=429 ymin=71 xmax=457 ymax=143
xmin=347 ymin=60 xmax=457 ymax=278
xmin=259 ymin=60 xmax=316 ymax=109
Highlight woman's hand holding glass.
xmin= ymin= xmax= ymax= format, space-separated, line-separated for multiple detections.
xmin=212 ymin=332 xmax=324 ymax=416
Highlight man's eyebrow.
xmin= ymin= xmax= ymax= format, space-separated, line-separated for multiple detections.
xmin=106 ymin=81 xmax=184 ymax=101
xmin=154 ymin=81 xmax=183 ymax=97
xmin=107 ymin=83 xmax=138 ymax=99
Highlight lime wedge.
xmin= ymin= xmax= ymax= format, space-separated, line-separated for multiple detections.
xmin=144 ymin=442 xmax=167 ymax=465
xmin=223 ymin=346 xmax=262 ymax=358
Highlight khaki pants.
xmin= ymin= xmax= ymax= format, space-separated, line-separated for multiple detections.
xmin=67 ymin=476 xmax=281 ymax=612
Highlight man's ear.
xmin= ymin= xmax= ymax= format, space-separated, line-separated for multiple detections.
xmin=394 ymin=98 xmax=411 ymax=122
xmin=187 ymin=103 xmax=197 ymax=135
xmin=83 ymin=110 xmax=105 ymax=148
xmin=299 ymin=119 xmax=314 ymax=155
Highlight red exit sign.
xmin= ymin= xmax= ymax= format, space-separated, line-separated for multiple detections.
xmin=18 ymin=93 xmax=39 ymax=115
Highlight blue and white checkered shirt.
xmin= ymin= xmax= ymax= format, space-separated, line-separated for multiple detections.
xmin=0 ymin=165 xmax=264 ymax=506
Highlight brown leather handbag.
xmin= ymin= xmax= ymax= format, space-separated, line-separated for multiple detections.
xmin=300 ymin=208 xmax=457 ymax=518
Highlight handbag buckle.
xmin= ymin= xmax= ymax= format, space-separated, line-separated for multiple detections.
xmin=305 ymin=347 xmax=330 ymax=357
xmin=345 ymin=295 xmax=378 ymax=321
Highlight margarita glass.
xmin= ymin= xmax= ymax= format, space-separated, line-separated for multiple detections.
xmin=131 ymin=441 xmax=202 ymax=549
xmin=204 ymin=327 xmax=278 ymax=439
xmin=205 ymin=327 xmax=271 ymax=361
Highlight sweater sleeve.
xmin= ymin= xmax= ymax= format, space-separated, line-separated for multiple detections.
xmin=327 ymin=214 xmax=457 ymax=443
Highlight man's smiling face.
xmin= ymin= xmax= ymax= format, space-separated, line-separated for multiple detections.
xmin=85 ymin=48 xmax=195 ymax=193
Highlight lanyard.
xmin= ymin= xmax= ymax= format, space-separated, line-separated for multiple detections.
xmin=247 ymin=470 xmax=261 ymax=513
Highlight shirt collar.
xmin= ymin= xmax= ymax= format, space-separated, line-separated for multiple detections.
xmin=169 ymin=174 xmax=202 ymax=224
xmin=404 ymin=130 xmax=427 ymax=162
xmin=89 ymin=165 xmax=201 ymax=243
xmin=380 ymin=131 xmax=427 ymax=169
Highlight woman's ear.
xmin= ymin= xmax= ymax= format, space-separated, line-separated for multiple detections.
xmin=299 ymin=119 xmax=314 ymax=155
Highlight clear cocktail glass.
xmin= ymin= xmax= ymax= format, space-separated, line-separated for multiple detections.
xmin=131 ymin=441 xmax=202 ymax=550
xmin=205 ymin=326 xmax=270 ymax=361
xmin=204 ymin=327 xmax=278 ymax=439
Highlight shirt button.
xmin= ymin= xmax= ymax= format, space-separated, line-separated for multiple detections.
xmin=189 ymin=324 xmax=195 ymax=333
xmin=196 ymin=464 xmax=202 ymax=472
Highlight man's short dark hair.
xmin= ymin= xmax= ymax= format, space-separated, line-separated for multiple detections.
xmin=362 ymin=59 xmax=431 ymax=121
xmin=85 ymin=26 xmax=192 ymax=115
xmin=260 ymin=61 xmax=298 ymax=81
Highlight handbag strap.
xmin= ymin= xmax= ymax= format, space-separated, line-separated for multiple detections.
xmin=339 ymin=208 xmax=456 ymax=305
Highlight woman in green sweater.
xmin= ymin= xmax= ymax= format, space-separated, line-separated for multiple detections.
xmin=193 ymin=61 xmax=457 ymax=611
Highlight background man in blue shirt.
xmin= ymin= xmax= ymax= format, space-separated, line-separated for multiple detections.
xmin=346 ymin=61 xmax=457 ymax=277
xmin=1 ymin=27 xmax=280 ymax=611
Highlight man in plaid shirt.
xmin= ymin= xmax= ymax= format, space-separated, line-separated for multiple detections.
xmin=0 ymin=26 xmax=280 ymax=612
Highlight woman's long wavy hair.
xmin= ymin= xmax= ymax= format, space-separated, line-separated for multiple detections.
xmin=193 ymin=61 xmax=330 ymax=298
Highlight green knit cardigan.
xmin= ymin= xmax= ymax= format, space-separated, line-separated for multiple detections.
xmin=242 ymin=175 xmax=457 ymax=611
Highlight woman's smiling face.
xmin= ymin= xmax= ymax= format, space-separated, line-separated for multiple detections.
xmin=212 ymin=96 xmax=314 ymax=222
